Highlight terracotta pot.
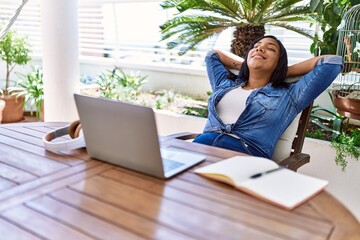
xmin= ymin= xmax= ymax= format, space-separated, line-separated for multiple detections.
xmin=0 ymin=95 xmax=24 ymax=123
xmin=0 ymin=99 xmax=5 ymax=123
xmin=332 ymin=90 xmax=360 ymax=120
xmin=40 ymin=101 xmax=44 ymax=121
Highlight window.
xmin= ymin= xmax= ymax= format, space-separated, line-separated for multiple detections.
xmin=79 ymin=0 xmax=315 ymax=66
xmin=0 ymin=0 xmax=42 ymax=58
xmin=78 ymin=0 xmax=208 ymax=69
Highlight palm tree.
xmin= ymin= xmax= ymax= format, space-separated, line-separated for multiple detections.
xmin=160 ymin=0 xmax=315 ymax=57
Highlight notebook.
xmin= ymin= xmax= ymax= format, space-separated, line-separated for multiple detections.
xmin=195 ymin=156 xmax=328 ymax=210
xmin=74 ymin=93 xmax=205 ymax=179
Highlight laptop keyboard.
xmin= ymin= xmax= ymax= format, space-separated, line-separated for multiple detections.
xmin=162 ymin=158 xmax=185 ymax=173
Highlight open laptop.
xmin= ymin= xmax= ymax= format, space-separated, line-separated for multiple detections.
xmin=74 ymin=94 xmax=205 ymax=179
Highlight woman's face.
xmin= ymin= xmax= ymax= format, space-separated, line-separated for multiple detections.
xmin=246 ymin=37 xmax=280 ymax=73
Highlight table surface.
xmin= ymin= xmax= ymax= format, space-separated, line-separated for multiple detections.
xmin=0 ymin=122 xmax=359 ymax=240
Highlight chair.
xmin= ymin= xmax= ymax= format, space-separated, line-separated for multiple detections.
xmin=165 ymin=103 xmax=313 ymax=172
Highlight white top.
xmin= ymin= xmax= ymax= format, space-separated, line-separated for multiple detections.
xmin=216 ymin=87 xmax=253 ymax=124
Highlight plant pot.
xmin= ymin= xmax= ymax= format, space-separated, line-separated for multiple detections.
xmin=0 ymin=95 xmax=24 ymax=123
xmin=40 ymin=101 xmax=44 ymax=121
xmin=0 ymin=99 xmax=5 ymax=123
xmin=332 ymin=90 xmax=360 ymax=120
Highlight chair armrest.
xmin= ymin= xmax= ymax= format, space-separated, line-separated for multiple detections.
xmin=164 ymin=132 xmax=310 ymax=172
xmin=279 ymin=153 xmax=310 ymax=172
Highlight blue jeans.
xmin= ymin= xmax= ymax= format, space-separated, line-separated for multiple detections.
xmin=193 ymin=132 xmax=262 ymax=157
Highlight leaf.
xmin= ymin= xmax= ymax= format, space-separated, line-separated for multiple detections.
xmin=311 ymin=113 xmax=335 ymax=122
xmin=312 ymin=120 xmax=340 ymax=138
xmin=160 ymin=0 xmax=182 ymax=9
xmin=166 ymin=41 xmax=179 ymax=48
xmin=310 ymin=0 xmax=321 ymax=12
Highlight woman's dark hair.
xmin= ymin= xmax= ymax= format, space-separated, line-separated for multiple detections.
xmin=238 ymin=35 xmax=288 ymax=88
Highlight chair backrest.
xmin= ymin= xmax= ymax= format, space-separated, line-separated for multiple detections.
xmin=280 ymin=75 xmax=313 ymax=156
xmin=271 ymin=102 xmax=313 ymax=162
xmin=291 ymin=102 xmax=313 ymax=155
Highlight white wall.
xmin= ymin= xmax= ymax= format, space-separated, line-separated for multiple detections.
xmin=300 ymin=138 xmax=360 ymax=222
xmin=155 ymin=110 xmax=207 ymax=135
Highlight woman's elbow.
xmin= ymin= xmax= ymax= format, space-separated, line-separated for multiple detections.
xmin=316 ymin=55 xmax=344 ymax=67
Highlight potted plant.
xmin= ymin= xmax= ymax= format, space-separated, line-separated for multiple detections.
xmin=0 ymin=99 xmax=5 ymax=123
xmin=159 ymin=0 xmax=315 ymax=57
xmin=8 ymin=66 xmax=44 ymax=121
xmin=0 ymin=28 xmax=31 ymax=123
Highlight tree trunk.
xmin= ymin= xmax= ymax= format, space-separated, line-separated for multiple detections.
xmin=230 ymin=24 xmax=265 ymax=58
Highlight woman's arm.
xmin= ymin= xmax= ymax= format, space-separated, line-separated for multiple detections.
xmin=287 ymin=55 xmax=335 ymax=77
xmin=213 ymin=49 xmax=244 ymax=70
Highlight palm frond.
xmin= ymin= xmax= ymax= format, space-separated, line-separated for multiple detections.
xmin=248 ymin=0 xmax=257 ymax=11
xmin=175 ymin=0 xmax=209 ymax=12
xmin=269 ymin=16 xmax=314 ymax=23
xmin=160 ymin=0 xmax=188 ymax=9
xmin=239 ymin=0 xmax=251 ymax=18
xmin=175 ymin=27 xmax=228 ymax=54
xmin=160 ymin=15 xmax=239 ymax=40
xmin=207 ymin=0 xmax=242 ymax=17
xmin=162 ymin=17 xmax=234 ymax=54
xmin=266 ymin=6 xmax=312 ymax=20
xmin=174 ymin=0 xmax=243 ymax=20
xmin=252 ymin=0 xmax=277 ymax=22
xmin=269 ymin=22 xmax=315 ymax=40
xmin=271 ymin=0 xmax=307 ymax=12
xmin=255 ymin=0 xmax=275 ymax=16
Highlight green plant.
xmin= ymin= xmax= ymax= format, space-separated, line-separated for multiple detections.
xmin=308 ymin=91 xmax=360 ymax=171
xmin=8 ymin=66 xmax=44 ymax=120
xmin=331 ymin=129 xmax=360 ymax=171
xmin=310 ymin=91 xmax=346 ymax=139
xmin=306 ymin=128 xmax=325 ymax=139
xmin=162 ymin=89 xmax=176 ymax=103
xmin=0 ymin=27 xmax=31 ymax=95
xmin=182 ymin=106 xmax=208 ymax=118
xmin=182 ymin=91 xmax=210 ymax=117
xmin=160 ymin=0 xmax=315 ymax=57
xmin=96 ymin=67 xmax=147 ymax=102
xmin=309 ymin=0 xmax=355 ymax=56
xmin=155 ymin=97 xmax=164 ymax=109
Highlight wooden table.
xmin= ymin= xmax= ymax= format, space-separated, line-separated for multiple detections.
xmin=0 ymin=122 xmax=359 ymax=240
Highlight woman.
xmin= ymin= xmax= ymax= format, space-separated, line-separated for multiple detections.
xmin=193 ymin=35 xmax=343 ymax=159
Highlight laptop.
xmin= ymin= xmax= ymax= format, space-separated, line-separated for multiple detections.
xmin=74 ymin=94 xmax=205 ymax=179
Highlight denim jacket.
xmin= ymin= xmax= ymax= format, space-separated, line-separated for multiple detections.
xmin=203 ymin=51 xmax=343 ymax=158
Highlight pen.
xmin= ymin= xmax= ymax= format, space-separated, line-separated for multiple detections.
xmin=250 ymin=166 xmax=285 ymax=179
